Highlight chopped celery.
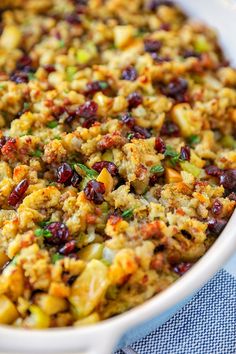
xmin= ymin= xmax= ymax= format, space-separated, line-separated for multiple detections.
xmin=180 ymin=161 xmax=201 ymax=177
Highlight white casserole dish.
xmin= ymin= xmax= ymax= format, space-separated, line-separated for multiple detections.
xmin=0 ymin=1 xmax=236 ymax=353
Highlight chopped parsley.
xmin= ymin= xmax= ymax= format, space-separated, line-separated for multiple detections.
xmin=99 ymin=81 xmax=109 ymax=90
xmin=76 ymin=163 xmax=98 ymax=178
xmin=23 ymin=102 xmax=30 ymax=111
xmin=187 ymin=135 xmax=200 ymax=146
xmin=127 ymin=133 xmax=134 ymax=140
xmin=47 ymin=121 xmax=58 ymax=129
xmin=150 ymin=165 xmax=165 ymax=174
xmin=52 ymin=253 xmax=64 ymax=264
xmin=28 ymin=72 xmax=35 ymax=80
xmin=31 ymin=149 xmax=43 ymax=157
xmin=38 ymin=221 xmax=51 ymax=228
xmin=122 ymin=208 xmax=134 ymax=219
xmin=35 ymin=228 xmax=52 ymax=238
xmin=164 ymin=145 xmax=181 ymax=166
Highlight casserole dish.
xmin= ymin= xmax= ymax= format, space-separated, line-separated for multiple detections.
xmin=0 ymin=0 xmax=236 ymax=353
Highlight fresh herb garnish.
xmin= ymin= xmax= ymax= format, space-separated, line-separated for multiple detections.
xmin=122 ymin=208 xmax=134 ymax=219
xmin=35 ymin=228 xmax=52 ymax=238
xmin=31 ymin=149 xmax=42 ymax=157
xmin=164 ymin=145 xmax=181 ymax=166
xmin=187 ymin=135 xmax=200 ymax=146
xmin=127 ymin=133 xmax=134 ymax=140
xmin=58 ymin=39 xmax=65 ymax=48
xmin=28 ymin=72 xmax=35 ymax=80
xmin=150 ymin=165 xmax=165 ymax=174
xmin=38 ymin=221 xmax=51 ymax=228
xmin=47 ymin=121 xmax=58 ymax=129
xmin=76 ymin=163 xmax=98 ymax=178
xmin=23 ymin=102 xmax=30 ymax=111
xmin=99 ymin=81 xmax=109 ymax=90
xmin=53 ymin=136 xmax=62 ymax=140
xmin=52 ymin=253 xmax=64 ymax=264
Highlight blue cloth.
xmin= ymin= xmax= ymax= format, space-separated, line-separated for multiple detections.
xmin=116 ymin=254 xmax=236 ymax=354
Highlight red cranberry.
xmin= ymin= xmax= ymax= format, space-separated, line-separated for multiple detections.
xmin=82 ymin=117 xmax=97 ymax=128
xmin=173 ymin=262 xmax=192 ymax=276
xmin=144 ymin=39 xmax=162 ymax=53
xmin=43 ymin=65 xmax=56 ymax=73
xmin=121 ymin=66 xmax=138 ymax=81
xmin=71 ymin=172 xmax=82 ymax=187
xmin=228 ymin=192 xmax=236 ymax=201
xmin=155 ymin=137 xmax=166 ymax=153
xmin=160 ymin=121 xmax=180 ymax=137
xmin=207 ymin=218 xmax=227 ymax=236
xmin=121 ymin=112 xmax=135 ymax=128
xmin=132 ymin=125 xmax=151 ymax=139
xmin=16 ymin=55 xmax=33 ymax=72
xmin=8 ymin=179 xmax=29 ymax=206
xmin=161 ymin=78 xmax=188 ymax=102
xmin=151 ymin=53 xmax=170 ymax=63
xmin=127 ymin=92 xmax=143 ymax=109
xmin=219 ymin=169 xmax=236 ymax=191
xmin=59 ymin=240 xmax=76 ymax=255
xmin=212 ymin=199 xmax=223 ymax=215
xmin=84 ymin=180 xmax=105 ymax=204
xmin=92 ymin=161 xmax=118 ymax=176
xmin=205 ymin=165 xmax=222 ymax=177
xmin=76 ymin=101 xmax=98 ymax=118
xmin=183 ymin=50 xmax=201 ymax=59
xmin=10 ymin=71 xmax=29 ymax=84
xmin=45 ymin=222 xmax=69 ymax=245
xmin=148 ymin=0 xmax=173 ymax=11
xmin=85 ymin=81 xmax=109 ymax=95
xmin=65 ymin=13 xmax=81 ymax=24
xmin=180 ymin=145 xmax=191 ymax=161
xmin=57 ymin=163 xmax=73 ymax=183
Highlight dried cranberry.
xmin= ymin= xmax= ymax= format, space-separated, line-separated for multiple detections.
xmin=228 ymin=192 xmax=236 ymax=201
xmin=65 ymin=13 xmax=81 ymax=24
xmin=160 ymin=121 xmax=180 ymax=137
xmin=161 ymin=78 xmax=188 ymax=101
xmin=85 ymin=80 xmax=109 ymax=95
xmin=149 ymin=173 xmax=163 ymax=186
xmin=127 ymin=92 xmax=143 ymax=109
xmin=144 ymin=39 xmax=162 ymax=53
xmin=43 ymin=65 xmax=56 ymax=73
xmin=121 ymin=66 xmax=138 ymax=81
xmin=57 ymin=163 xmax=73 ymax=184
xmin=82 ymin=117 xmax=97 ymax=128
xmin=205 ymin=165 xmax=222 ymax=177
xmin=0 ymin=136 xmax=8 ymax=149
xmin=151 ymin=53 xmax=170 ymax=63
xmin=92 ymin=161 xmax=118 ymax=176
xmin=17 ymin=55 xmax=33 ymax=72
xmin=219 ymin=169 xmax=236 ymax=191
xmin=132 ymin=125 xmax=151 ymax=139
xmin=155 ymin=137 xmax=166 ymax=153
xmin=183 ymin=50 xmax=201 ymax=59
xmin=84 ymin=180 xmax=105 ymax=204
xmin=211 ymin=199 xmax=223 ymax=215
xmin=121 ymin=112 xmax=135 ymax=128
xmin=10 ymin=71 xmax=29 ymax=84
xmin=8 ymin=179 xmax=29 ymax=206
xmin=180 ymin=145 xmax=191 ymax=161
xmin=148 ymin=0 xmax=173 ymax=11
xmin=45 ymin=222 xmax=69 ymax=245
xmin=173 ymin=262 xmax=192 ymax=276
xmin=59 ymin=240 xmax=76 ymax=255
xmin=71 ymin=172 xmax=82 ymax=187
xmin=207 ymin=218 xmax=227 ymax=236
xmin=76 ymin=101 xmax=98 ymax=118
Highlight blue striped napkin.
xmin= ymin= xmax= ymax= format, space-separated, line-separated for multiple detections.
xmin=116 ymin=254 xmax=236 ymax=354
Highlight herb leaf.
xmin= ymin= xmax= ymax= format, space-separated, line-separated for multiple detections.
xmin=31 ymin=149 xmax=43 ymax=158
xmin=122 ymin=208 xmax=133 ymax=219
xmin=164 ymin=145 xmax=179 ymax=158
xmin=52 ymin=253 xmax=64 ymax=264
xmin=35 ymin=228 xmax=52 ymax=238
xmin=150 ymin=165 xmax=164 ymax=174
xmin=76 ymin=163 xmax=98 ymax=178
xmin=47 ymin=121 xmax=58 ymax=129
xmin=187 ymin=135 xmax=200 ymax=146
